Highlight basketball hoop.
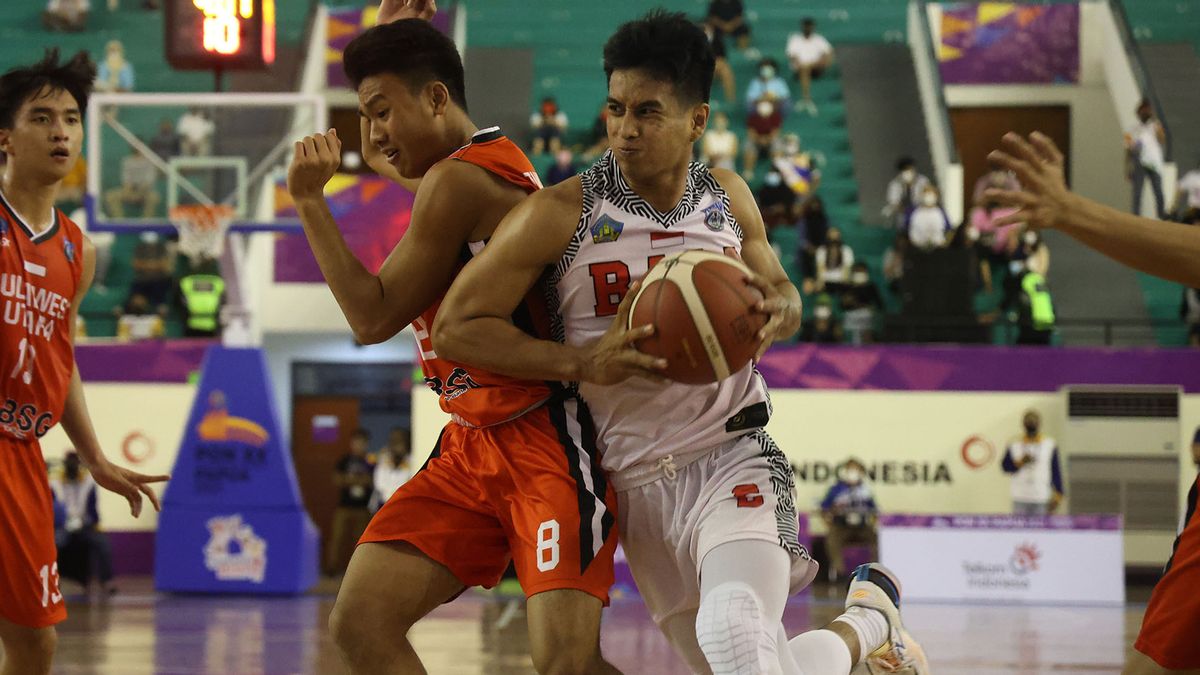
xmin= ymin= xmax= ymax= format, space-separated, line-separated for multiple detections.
xmin=170 ymin=204 xmax=235 ymax=261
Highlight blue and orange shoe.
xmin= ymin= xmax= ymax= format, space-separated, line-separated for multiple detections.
xmin=845 ymin=563 xmax=931 ymax=674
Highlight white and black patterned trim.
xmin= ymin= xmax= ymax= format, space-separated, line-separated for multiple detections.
xmin=749 ymin=429 xmax=801 ymax=557
xmin=550 ymin=184 xmax=596 ymax=289
xmin=580 ymin=151 xmax=727 ymax=230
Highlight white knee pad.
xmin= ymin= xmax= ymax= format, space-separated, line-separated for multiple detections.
xmin=696 ymin=581 xmax=781 ymax=675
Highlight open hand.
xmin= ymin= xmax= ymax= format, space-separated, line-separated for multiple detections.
xmin=376 ymin=0 xmax=437 ymax=25
xmin=580 ymin=281 xmax=668 ymax=385
xmin=90 ymin=459 xmax=169 ymax=518
xmin=985 ymin=131 xmax=1076 ymax=231
xmin=287 ymin=130 xmax=342 ymax=201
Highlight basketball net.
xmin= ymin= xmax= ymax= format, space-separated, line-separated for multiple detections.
xmin=170 ymin=204 xmax=235 ymax=263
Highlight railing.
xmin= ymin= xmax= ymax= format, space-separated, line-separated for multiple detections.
xmin=908 ymin=0 xmax=964 ymax=224
xmin=1106 ymin=0 xmax=1172 ymax=160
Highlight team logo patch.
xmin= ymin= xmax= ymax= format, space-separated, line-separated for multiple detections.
xmin=591 ymin=214 xmax=624 ymax=244
xmin=63 ymin=239 xmax=75 ymax=263
xmin=703 ymin=202 xmax=726 ymax=232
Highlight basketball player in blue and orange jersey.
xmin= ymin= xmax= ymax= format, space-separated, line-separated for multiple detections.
xmin=988 ymin=130 xmax=1200 ymax=675
xmin=0 ymin=50 xmax=169 ymax=675
xmin=285 ymin=2 xmax=621 ymax=673
xmin=434 ymin=11 xmax=930 ymax=675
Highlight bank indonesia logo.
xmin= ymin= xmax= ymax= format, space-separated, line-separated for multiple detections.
xmin=204 ymin=514 xmax=268 ymax=583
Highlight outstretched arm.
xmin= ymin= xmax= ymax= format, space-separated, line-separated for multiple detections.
xmin=432 ymin=181 xmax=666 ymax=385
xmin=988 ymin=131 xmax=1200 ymax=287
xmin=62 ymin=238 xmax=169 ymax=518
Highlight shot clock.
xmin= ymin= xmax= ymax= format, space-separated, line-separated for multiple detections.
xmin=166 ymin=0 xmax=277 ymax=71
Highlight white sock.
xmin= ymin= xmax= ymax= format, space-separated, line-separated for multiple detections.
xmin=832 ymin=606 xmax=890 ymax=663
xmin=787 ymin=629 xmax=852 ymax=674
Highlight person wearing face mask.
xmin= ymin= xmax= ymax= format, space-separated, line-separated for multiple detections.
xmin=785 ymin=18 xmax=833 ymax=116
xmin=94 ymin=40 xmax=134 ymax=93
xmin=50 ymin=452 xmax=118 ymax=596
xmin=798 ymin=195 xmax=829 ymax=282
xmin=1123 ymin=99 xmax=1166 ymax=219
xmin=802 ymin=294 xmax=842 ymax=343
xmin=840 ymin=262 xmax=883 ymax=345
xmin=1001 ymin=411 xmax=1063 ymax=516
xmin=815 ymin=227 xmax=854 ymax=294
xmin=756 ymin=168 xmax=798 ymax=231
xmin=905 ymin=186 xmax=953 ymax=251
xmin=884 ymin=157 xmax=930 ymax=230
xmin=773 ymin=133 xmax=820 ymax=198
xmin=125 ymin=229 xmax=174 ymax=316
xmin=820 ymin=458 xmax=878 ymax=583
xmin=529 ymin=96 xmax=569 ymax=156
xmin=971 ymin=168 xmax=1019 ymax=209
xmin=701 ymin=111 xmax=738 ymax=171
xmin=745 ymin=58 xmax=792 ymax=116
xmin=742 ymin=94 xmax=785 ymax=179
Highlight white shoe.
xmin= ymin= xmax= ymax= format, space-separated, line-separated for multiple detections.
xmin=845 ymin=563 xmax=931 ymax=674
xmin=806 ymin=100 xmax=819 ymax=116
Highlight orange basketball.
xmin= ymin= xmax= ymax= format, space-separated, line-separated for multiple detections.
xmin=628 ymin=250 xmax=766 ymax=385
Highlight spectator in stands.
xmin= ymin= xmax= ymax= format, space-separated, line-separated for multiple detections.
xmin=116 ymin=293 xmax=165 ymax=341
xmin=970 ymin=198 xmax=1023 ymax=263
xmin=882 ymin=232 xmax=907 ymax=294
xmin=756 ymin=168 xmax=797 ymax=232
xmin=971 ymin=167 xmax=1019 ymax=209
xmin=178 ymin=108 xmax=215 ymax=157
xmin=51 ymin=452 xmax=117 ymax=596
xmin=582 ymin=102 xmax=609 ymax=160
xmin=820 ymin=457 xmax=878 ymax=583
xmin=1173 ymin=161 xmax=1200 ymax=221
xmin=545 ymin=149 xmax=578 ymax=186
xmin=742 ymin=96 xmax=783 ymax=180
xmin=1124 ymin=98 xmax=1166 ymax=219
xmin=95 ymin=40 xmax=135 ymax=93
xmin=785 ymin=18 xmax=834 ymax=116
xmin=701 ymin=111 xmax=738 ymax=171
xmin=884 ymin=156 xmax=930 ymax=229
xmin=149 ymin=119 xmax=181 ymax=160
xmin=177 ymin=256 xmax=225 ymax=338
xmin=801 ymin=294 xmax=842 ymax=343
xmin=815 ymin=226 xmax=853 ymax=294
xmin=773 ymin=133 xmax=820 ymax=198
xmin=370 ymin=427 xmax=412 ymax=514
xmin=798 ymin=195 xmax=829 ymax=283
xmin=906 ymin=184 xmax=954 ymax=251
xmin=42 ymin=0 xmax=89 ymax=32
xmin=701 ymin=22 xmax=736 ymax=104
xmin=1181 ymin=286 xmax=1200 ymax=347
xmin=705 ymin=0 xmax=752 ymax=53
xmin=840 ymin=262 xmax=883 ymax=345
xmin=326 ymin=429 xmax=374 ymax=576
xmin=529 ymin=96 xmax=568 ymax=156
xmin=1002 ymin=411 xmax=1064 ymax=515
xmin=69 ymin=207 xmax=113 ymax=292
xmin=127 ymin=231 xmax=174 ymax=315
xmin=104 ymin=148 xmax=160 ymax=218
xmin=745 ymin=57 xmax=791 ymax=116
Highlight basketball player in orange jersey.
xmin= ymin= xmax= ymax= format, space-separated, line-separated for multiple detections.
xmin=988 ymin=131 xmax=1200 ymax=675
xmin=0 ymin=50 xmax=169 ymax=675
xmin=434 ymin=11 xmax=929 ymax=675
xmin=285 ymin=3 xmax=621 ymax=673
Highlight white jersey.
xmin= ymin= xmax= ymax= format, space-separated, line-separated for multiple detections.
xmin=549 ymin=152 xmax=771 ymax=473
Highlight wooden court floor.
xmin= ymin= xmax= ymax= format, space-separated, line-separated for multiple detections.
xmin=46 ymin=577 xmax=1148 ymax=674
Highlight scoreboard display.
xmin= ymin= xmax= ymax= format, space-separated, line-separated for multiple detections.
xmin=166 ymin=0 xmax=277 ymax=70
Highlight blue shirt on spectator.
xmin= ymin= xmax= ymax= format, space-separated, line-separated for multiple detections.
xmin=746 ymin=76 xmax=791 ymax=106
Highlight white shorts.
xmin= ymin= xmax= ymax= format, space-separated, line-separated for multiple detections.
xmin=614 ymin=430 xmax=818 ymax=625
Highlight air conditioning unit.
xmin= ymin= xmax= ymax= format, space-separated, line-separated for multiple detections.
xmin=1061 ymin=386 xmax=1181 ymax=568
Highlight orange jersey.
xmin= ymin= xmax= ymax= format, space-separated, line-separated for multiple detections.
xmin=411 ymin=128 xmax=555 ymax=427
xmin=0 ymin=191 xmax=84 ymax=441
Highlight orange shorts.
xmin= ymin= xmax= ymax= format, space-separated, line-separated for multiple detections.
xmin=1135 ymin=475 xmax=1200 ymax=669
xmin=361 ymin=396 xmax=618 ymax=603
xmin=0 ymin=436 xmax=66 ymax=628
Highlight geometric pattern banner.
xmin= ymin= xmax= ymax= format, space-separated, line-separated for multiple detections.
xmin=939 ymin=2 xmax=1080 ymax=84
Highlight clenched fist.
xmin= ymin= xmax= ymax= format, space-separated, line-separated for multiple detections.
xmin=287 ymin=129 xmax=342 ymax=201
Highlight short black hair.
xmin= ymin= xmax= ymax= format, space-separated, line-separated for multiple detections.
xmin=0 ymin=49 xmax=95 ymax=129
xmin=896 ymin=156 xmax=915 ymax=171
xmin=603 ymin=10 xmax=715 ymax=105
xmin=353 ymin=428 xmax=371 ymax=441
xmin=802 ymin=17 xmax=816 ymax=27
xmin=343 ymin=19 xmax=468 ymax=110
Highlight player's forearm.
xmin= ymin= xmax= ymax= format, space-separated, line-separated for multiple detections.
xmin=60 ymin=367 xmax=107 ymax=470
xmin=774 ymin=280 xmax=803 ymax=338
xmin=434 ymin=317 xmax=586 ymax=382
xmin=1058 ymin=194 xmax=1200 ymax=287
xmin=292 ymin=197 xmax=396 ymax=343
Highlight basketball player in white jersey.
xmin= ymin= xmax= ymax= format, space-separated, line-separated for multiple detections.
xmin=434 ymin=11 xmax=929 ymax=675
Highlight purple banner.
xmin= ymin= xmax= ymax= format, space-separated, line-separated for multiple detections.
xmin=326 ymin=7 xmax=454 ymax=90
xmin=880 ymin=513 xmax=1123 ymax=531
xmin=76 ymin=339 xmax=212 ymax=383
xmin=756 ymin=344 xmax=1200 ymax=392
xmin=273 ymin=176 xmax=414 ymax=283
xmin=939 ymin=3 xmax=1079 ymax=84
